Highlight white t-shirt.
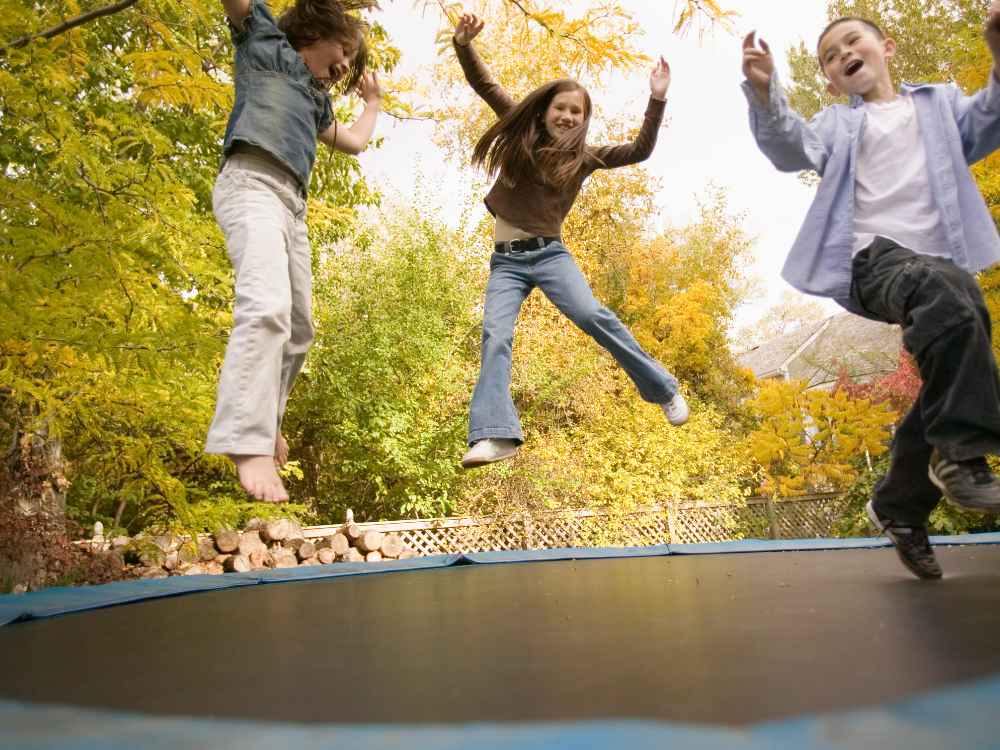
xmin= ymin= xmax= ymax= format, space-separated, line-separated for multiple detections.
xmin=853 ymin=93 xmax=952 ymax=258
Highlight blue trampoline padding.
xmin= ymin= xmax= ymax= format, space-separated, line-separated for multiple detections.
xmin=3 ymin=671 xmax=1000 ymax=749
xmin=2 ymin=533 xmax=999 ymax=628
xmin=669 ymin=532 xmax=1000 ymax=555
xmin=462 ymin=544 xmax=671 ymax=564
xmin=0 ymin=554 xmax=464 ymax=627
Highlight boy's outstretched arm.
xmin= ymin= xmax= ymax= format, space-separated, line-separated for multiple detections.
xmin=452 ymin=12 xmax=515 ymax=116
xmin=221 ymin=0 xmax=251 ymax=29
xmin=318 ymin=73 xmax=382 ymax=155
xmin=955 ymin=1 xmax=1000 ymax=163
xmin=741 ymin=31 xmax=830 ymax=175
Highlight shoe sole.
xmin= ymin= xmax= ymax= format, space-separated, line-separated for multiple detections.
xmin=927 ymin=464 xmax=1000 ymax=513
xmin=865 ymin=501 xmax=942 ymax=580
xmin=460 ymin=449 xmax=518 ymax=470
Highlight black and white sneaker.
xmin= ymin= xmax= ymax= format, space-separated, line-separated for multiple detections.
xmin=866 ymin=500 xmax=942 ymax=580
xmin=928 ymin=450 xmax=1000 ymax=513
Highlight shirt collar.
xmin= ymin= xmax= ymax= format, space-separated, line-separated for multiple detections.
xmin=849 ymin=82 xmax=931 ymax=108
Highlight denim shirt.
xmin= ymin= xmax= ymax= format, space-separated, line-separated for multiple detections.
xmin=742 ymin=71 xmax=1000 ymax=309
xmin=221 ymin=0 xmax=333 ymax=192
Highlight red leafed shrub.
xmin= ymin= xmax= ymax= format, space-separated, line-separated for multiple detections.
xmin=0 ymin=503 xmax=130 ymax=592
xmin=834 ymin=349 xmax=921 ymax=419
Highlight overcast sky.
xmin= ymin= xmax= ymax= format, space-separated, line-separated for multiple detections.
xmin=356 ymin=0 xmax=842 ymax=329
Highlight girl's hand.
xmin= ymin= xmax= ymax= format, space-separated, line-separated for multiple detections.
xmin=742 ymin=31 xmax=774 ymax=104
xmin=649 ymin=56 xmax=671 ymax=100
xmin=454 ymin=12 xmax=484 ymax=46
xmin=356 ymin=71 xmax=382 ymax=104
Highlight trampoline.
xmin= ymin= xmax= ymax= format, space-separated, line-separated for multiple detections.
xmin=2 ymin=535 xmax=1000 ymax=749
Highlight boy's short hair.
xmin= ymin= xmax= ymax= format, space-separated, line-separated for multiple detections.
xmin=816 ymin=16 xmax=885 ymax=59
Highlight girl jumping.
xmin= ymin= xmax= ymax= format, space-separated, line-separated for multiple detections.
xmin=452 ymin=12 xmax=687 ymax=469
xmin=208 ymin=0 xmax=382 ymax=501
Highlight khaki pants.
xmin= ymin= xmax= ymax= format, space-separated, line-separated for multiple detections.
xmin=205 ymin=153 xmax=313 ymax=456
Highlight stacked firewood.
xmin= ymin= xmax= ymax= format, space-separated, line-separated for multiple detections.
xmin=130 ymin=518 xmax=418 ymax=578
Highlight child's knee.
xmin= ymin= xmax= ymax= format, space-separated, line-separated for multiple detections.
xmin=567 ymin=301 xmax=605 ymax=330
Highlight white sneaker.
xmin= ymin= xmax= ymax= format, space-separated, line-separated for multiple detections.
xmin=661 ymin=392 xmax=689 ymax=426
xmin=461 ymin=438 xmax=519 ymax=469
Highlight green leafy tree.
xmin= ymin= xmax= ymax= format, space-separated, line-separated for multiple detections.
xmin=0 ymin=0 xmax=390 ymax=532
xmin=285 ymin=207 xmax=482 ymax=521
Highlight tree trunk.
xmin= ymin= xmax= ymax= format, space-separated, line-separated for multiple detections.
xmin=5 ymin=414 xmax=68 ymax=528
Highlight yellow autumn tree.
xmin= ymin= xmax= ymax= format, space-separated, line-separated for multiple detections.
xmin=748 ymin=379 xmax=896 ymax=498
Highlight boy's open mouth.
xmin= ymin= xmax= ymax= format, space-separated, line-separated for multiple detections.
xmin=845 ymin=59 xmax=864 ymax=77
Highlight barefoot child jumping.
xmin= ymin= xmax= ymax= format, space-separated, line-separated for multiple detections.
xmin=208 ymin=0 xmax=382 ymax=501
xmin=742 ymin=7 xmax=1000 ymax=578
xmin=451 ymin=12 xmax=688 ymax=470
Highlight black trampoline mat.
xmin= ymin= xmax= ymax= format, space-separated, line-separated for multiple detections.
xmin=2 ymin=545 xmax=999 ymax=726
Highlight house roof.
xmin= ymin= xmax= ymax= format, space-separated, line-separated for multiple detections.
xmin=738 ymin=313 xmax=902 ymax=389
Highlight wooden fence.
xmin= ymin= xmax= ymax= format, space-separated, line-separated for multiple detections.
xmin=302 ymin=494 xmax=848 ymax=555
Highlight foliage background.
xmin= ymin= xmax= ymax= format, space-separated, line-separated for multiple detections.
xmin=2 ymin=0 xmax=999 ymax=554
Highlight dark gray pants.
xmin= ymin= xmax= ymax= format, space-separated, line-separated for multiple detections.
xmin=850 ymin=237 xmax=1000 ymax=524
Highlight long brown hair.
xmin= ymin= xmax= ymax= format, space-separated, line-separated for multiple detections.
xmin=472 ymin=79 xmax=595 ymax=191
xmin=278 ymin=0 xmax=377 ymax=91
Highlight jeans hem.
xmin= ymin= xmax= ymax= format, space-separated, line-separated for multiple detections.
xmin=934 ymin=439 xmax=1000 ymax=463
xmin=204 ymin=441 xmax=276 ymax=456
xmin=870 ymin=496 xmax=936 ymax=527
xmin=467 ymin=427 xmax=524 ymax=447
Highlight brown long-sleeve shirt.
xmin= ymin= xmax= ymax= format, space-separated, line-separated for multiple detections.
xmin=454 ymin=40 xmax=666 ymax=237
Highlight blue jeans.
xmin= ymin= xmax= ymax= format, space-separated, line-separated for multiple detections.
xmin=468 ymin=242 xmax=679 ymax=445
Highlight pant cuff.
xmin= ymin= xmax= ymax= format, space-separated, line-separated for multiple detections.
xmin=204 ymin=441 xmax=276 ymax=457
xmin=467 ymin=427 xmax=524 ymax=447
xmin=870 ymin=497 xmax=935 ymax=527
xmin=934 ymin=439 xmax=1000 ymax=463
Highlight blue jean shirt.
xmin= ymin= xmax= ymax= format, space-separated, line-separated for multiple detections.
xmin=742 ymin=71 xmax=1000 ymax=309
xmin=221 ymin=0 xmax=333 ymax=192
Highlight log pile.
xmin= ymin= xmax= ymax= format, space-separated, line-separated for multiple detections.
xmin=128 ymin=518 xmax=419 ymax=579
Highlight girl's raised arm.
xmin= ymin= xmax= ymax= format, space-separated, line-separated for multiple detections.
xmin=318 ymin=72 xmax=383 ymax=155
xmin=222 ymin=0 xmax=251 ymax=30
xmin=452 ymin=12 xmax=515 ymax=116
xmin=592 ymin=57 xmax=670 ymax=170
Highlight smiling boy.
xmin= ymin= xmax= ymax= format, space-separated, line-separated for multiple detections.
xmin=741 ymin=7 xmax=1000 ymax=579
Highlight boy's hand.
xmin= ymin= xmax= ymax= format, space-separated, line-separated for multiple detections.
xmin=356 ymin=71 xmax=382 ymax=104
xmin=986 ymin=1 xmax=1000 ymax=71
xmin=454 ymin=12 xmax=484 ymax=46
xmin=742 ymin=31 xmax=774 ymax=105
xmin=649 ymin=56 xmax=671 ymax=101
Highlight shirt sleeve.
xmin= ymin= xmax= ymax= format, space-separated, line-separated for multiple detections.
xmin=741 ymin=70 xmax=831 ymax=175
xmin=952 ymin=74 xmax=1000 ymax=165
xmin=590 ymin=97 xmax=666 ymax=170
xmin=453 ymin=40 xmax=516 ymax=117
xmin=232 ymin=0 xmax=307 ymax=79
xmin=229 ymin=0 xmax=281 ymax=46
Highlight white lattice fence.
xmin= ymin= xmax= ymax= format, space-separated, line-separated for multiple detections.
xmin=302 ymin=494 xmax=847 ymax=553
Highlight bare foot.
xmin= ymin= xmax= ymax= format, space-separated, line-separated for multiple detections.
xmin=274 ymin=432 xmax=289 ymax=467
xmin=231 ymin=455 xmax=289 ymax=503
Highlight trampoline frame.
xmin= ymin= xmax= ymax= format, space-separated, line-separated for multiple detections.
xmin=2 ymin=533 xmax=999 ymax=749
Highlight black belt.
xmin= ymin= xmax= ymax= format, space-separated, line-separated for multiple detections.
xmin=494 ymin=236 xmax=560 ymax=255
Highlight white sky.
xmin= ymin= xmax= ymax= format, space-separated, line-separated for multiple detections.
xmin=357 ymin=0 xmax=842 ymax=329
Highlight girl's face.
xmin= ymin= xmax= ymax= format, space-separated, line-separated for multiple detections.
xmin=299 ymin=37 xmax=357 ymax=90
xmin=543 ymin=89 xmax=587 ymax=139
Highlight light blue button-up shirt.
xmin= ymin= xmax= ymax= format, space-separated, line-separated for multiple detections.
xmin=742 ymin=72 xmax=1000 ymax=309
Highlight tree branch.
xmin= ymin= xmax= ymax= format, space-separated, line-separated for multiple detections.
xmin=1 ymin=0 xmax=140 ymax=56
